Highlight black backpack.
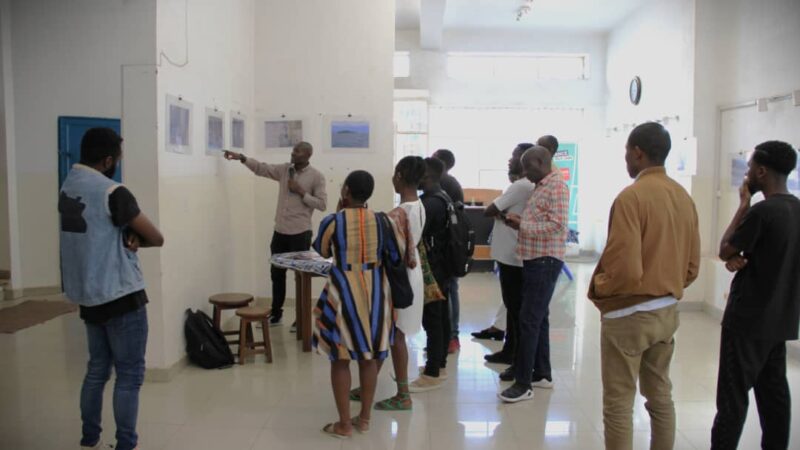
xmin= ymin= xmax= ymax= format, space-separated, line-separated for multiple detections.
xmin=184 ymin=309 xmax=234 ymax=369
xmin=432 ymin=192 xmax=476 ymax=278
xmin=376 ymin=212 xmax=414 ymax=309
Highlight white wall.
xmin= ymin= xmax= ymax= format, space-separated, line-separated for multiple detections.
xmin=694 ymin=0 xmax=800 ymax=312
xmin=5 ymin=0 xmax=157 ymax=291
xmin=155 ymin=0 xmax=257 ymax=367
xmin=0 ymin=0 xmax=10 ymax=273
xmin=252 ymin=0 xmax=395 ymax=299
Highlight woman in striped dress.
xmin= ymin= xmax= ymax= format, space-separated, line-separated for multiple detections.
xmin=314 ymin=170 xmax=400 ymax=438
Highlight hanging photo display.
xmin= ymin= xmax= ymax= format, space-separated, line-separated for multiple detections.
xmin=166 ymin=95 xmax=192 ymax=155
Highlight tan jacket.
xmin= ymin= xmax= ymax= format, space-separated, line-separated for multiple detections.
xmin=588 ymin=167 xmax=700 ymax=314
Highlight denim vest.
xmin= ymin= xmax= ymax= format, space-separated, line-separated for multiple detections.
xmin=59 ymin=164 xmax=146 ymax=306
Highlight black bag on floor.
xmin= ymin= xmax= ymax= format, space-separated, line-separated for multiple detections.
xmin=184 ymin=309 xmax=234 ymax=369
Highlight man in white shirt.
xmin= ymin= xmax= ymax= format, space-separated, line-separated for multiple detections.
xmin=482 ymin=143 xmax=537 ymax=382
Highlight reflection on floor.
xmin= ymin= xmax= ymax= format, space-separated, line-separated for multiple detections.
xmin=1 ymin=263 xmax=798 ymax=449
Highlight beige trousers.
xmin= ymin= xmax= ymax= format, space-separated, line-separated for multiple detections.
xmin=601 ymin=304 xmax=679 ymax=450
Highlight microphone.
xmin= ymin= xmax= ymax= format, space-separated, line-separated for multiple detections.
xmin=288 ymin=164 xmax=296 ymax=179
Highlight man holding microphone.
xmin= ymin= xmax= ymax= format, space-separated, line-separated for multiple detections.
xmin=224 ymin=142 xmax=327 ymax=328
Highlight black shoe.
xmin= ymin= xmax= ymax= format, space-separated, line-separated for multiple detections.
xmin=269 ymin=315 xmax=282 ymax=327
xmin=499 ymin=366 xmax=515 ymax=382
xmin=484 ymin=351 xmax=513 ymax=365
xmin=289 ymin=321 xmax=297 ymax=333
xmin=500 ymin=368 xmax=553 ymax=387
xmin=498 ymin=382 xmax=533 ymax=403
xmin=471 ymin=327 xmax=505 ymax=341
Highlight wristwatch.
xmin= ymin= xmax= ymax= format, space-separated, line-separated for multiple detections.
xmin=239 ymin=153 xmax=247 ymax=163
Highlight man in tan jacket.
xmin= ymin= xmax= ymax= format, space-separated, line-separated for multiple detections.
xmin=588 ymin=122 xmax=700 ymax=450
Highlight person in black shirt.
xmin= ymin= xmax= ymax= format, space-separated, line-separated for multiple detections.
xmin=432 ymin=149 xmax=464 ymax=353
xmin=409 ymin=157 xmax=452 ymax=392
xmin=713 ymin=140 xmax=800 ymax=449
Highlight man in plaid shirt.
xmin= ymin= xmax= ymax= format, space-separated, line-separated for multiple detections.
xmin=498 ymin=145 xmax=569 ymax=403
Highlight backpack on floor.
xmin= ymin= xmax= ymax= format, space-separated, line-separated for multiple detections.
xmin=432 ymin=191 xmax=476 ymax=278
xmin=184 ymin=309 xmax=234 ymax=369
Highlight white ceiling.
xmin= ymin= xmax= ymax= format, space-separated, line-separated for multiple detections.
xmin=397 ymin=0 xmax=648 ymax=32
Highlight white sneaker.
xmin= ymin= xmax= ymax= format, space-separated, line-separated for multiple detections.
xmin=418 ymin=366 xmax=448 ymax=380
xmin=408 ymin=374 xmax=444 ymax=392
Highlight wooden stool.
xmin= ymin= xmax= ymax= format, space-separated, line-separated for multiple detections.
xmin=236 ymin=306 xmax=273 ymax=364
xmin=209 ymin=293 xmax=254 ymax=344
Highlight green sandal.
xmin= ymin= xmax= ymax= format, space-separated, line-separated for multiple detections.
xmin=374 ymin=393 xmax=412 ymax=411
xmin=349 ymin=387 xmax=362 ymax=402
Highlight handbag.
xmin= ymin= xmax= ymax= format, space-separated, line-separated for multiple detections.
xmin=377 ymin=212 xmax=414 ymax=309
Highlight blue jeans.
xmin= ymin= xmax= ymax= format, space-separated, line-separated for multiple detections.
xmin=448 ymin=278 xmax=460 ymax=338
xmin=80 ymin=306 xmax=148 ymax=450
xmin=515 ymin=257 xmax=562 ymax=385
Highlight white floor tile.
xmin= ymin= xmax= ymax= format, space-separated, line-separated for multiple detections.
xmin=2 ymin=263 xmax=800 ymax=449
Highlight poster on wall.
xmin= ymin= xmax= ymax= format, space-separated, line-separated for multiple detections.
xmin=324 ymin=116 xmax=371 ymax=151
xmin=166 ymin=95 xmax=192 ymax=155
xmin=205 ymin=108 xmax=224 ymax=155
xmin=553 ymin=143 xmax=579 ymax=233
xmin=230 ymin=113 xmax=246 ymax=150
xmin=264 ymin=119 xmax=303 ymax=150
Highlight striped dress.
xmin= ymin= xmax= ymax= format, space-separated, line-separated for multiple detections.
xmin=312 ymin=208 xmax=398 ymax=361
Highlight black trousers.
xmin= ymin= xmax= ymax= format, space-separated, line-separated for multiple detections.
xmin=423 ymin=283 xmax=451 ymax=377
xmin=498 ymin=262 xmax=524 ymax=358
xmin=269 ymin=230 xmax=312 ymax=318
xmin=711 ymin=327 xmax=791 ymax=450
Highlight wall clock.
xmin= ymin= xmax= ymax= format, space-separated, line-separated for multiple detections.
xmin=630 ymin=76 xmax=642 ymax=105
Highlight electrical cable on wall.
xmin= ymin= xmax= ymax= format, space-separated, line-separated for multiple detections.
xmin=159 ymin=0 xmax=190 ymax=68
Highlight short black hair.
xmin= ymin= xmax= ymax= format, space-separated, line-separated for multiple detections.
xmin=424 ymin=157 xmax=445 ymax=182
xmin=433 ymin=149 xmax=455 ymax=170
xmin=627 ymin=122 xmax=671 ymax=165
xmin=395 ymin=156 xmax=426 ymax=186
xmin=752 ymin=140 xmax=798 ymax=176
xmin=517 ymin=143 xmax=534 ymax=152
xmin=80 ymin=127 xmax=123 ymax=165
xmin=537 ymin=135 xmax=559 ymax=155
xmin=344 ymin=170 xmax=374 ymax=202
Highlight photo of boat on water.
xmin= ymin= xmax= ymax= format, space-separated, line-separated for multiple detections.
xmin=331 ymin=120 xmax=370 ymax=149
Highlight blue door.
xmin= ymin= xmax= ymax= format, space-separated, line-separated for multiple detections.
xmin=58 ymin=116 xmax=121 ymax=188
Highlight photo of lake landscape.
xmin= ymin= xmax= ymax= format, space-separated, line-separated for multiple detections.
xmin=331 ymin=120 xmax=370 ymax=148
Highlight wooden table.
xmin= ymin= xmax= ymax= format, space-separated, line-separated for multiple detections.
xmin=271 ymin=251 xmax=332 ymax=352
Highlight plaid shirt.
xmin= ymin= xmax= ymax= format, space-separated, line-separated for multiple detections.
xmin=517 ymin=170 xmax=570 ymax=261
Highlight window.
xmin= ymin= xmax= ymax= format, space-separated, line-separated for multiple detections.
xmin=393 ymin=92 xmax=429 ymax=166
xmin=446 ymin=52 xmax=588 ymax=81
xmin=394 ymin=51 xmax=410 ymax=78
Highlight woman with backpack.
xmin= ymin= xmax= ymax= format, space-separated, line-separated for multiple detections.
xmin=313 ymin=170 xmax=402 ymax=438
xmin=348 ymin=156 xmax=427 ymax=411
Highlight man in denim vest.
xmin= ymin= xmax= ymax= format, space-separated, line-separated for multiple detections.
xmin=59 ymin=127 xmax=164 ymax=450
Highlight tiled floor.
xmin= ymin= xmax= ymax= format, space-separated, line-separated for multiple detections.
xmin=1 ymin=263 xmax=799 ymax=449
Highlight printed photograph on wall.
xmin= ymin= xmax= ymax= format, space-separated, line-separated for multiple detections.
xmin=264 ymin=119 xmax=303 ymax=149
xmin=231 ymin=114 xmax=245 ymax=149
xmin=206 ymin=108 xmax=224 ymax=155
xmin=166 ymin=95 xmax=192 ymax=154
xmin=331 ymin=120 xmax=370 ymax=149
